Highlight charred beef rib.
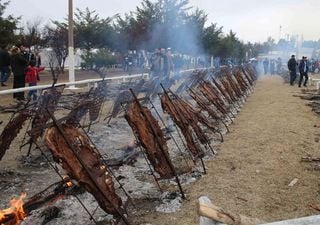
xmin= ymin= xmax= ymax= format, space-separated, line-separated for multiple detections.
xmin=125 ymin=101 xmax=174 ymax=178
xmin=160 ymin=93 xmax=205 ymax=158
xmin=0 ymin=110 xmax=31 ymax=160
xmin=44 ymin=124 xmax=123 ymax=216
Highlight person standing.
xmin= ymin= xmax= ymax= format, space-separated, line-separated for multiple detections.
xmin=276 ymin=57 xmax=282 ymax=74
xmin=263 ymin=58 xmax=269 ymax=75
xmin=0 ymin=45 xmax=11 ymax=86
xmin=287 ymin=55 xmax=298 ymax=86
xmin=34 ymin=51 xmax=42 ymax=67
xmin=298 ymin=56 xmax=309 ymax=87
xmin=25 ymin=60 xmax=45 ymax=101
xmin=270 ymin=60 xmax=275 ymax=75
xmin=10 ymin=47 xmax=28 ymax=101
xmin=150 ymin=48 xmax=162 ymax=78
xmin=16 ymin=44 xmax=35 ymax=66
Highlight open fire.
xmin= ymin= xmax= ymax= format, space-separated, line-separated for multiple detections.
xmin=0 ymin=193 xmax=26 ymax=225
xmin=0 ymin=179 xmax=76 ymax=225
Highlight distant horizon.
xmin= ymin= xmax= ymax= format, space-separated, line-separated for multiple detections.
xmin=4 ymin=0 xmax=320 ymax=43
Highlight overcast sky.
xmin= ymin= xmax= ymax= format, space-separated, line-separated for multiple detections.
xmin=5 ymin=0 xmax=320 ymax=43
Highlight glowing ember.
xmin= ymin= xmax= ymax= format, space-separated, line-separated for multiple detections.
xmin=0 ymin=193 xmax=27 ymax=225
xmin=66 ymin=181 xmax=73 ymax=187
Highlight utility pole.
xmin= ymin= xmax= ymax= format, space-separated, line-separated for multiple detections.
xmin=68 ymin=0 xmax=75 ymax=87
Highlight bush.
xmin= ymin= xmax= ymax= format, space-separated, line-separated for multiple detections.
xmin=81 ymin=48 xmax=117 ymax=70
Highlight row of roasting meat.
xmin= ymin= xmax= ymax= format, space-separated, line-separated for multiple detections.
xmin=0 ymin=65 xmax=256 ymax=221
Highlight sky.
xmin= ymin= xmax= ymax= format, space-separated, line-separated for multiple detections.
xmin=4 ymin=0 xmax=320 ymax=43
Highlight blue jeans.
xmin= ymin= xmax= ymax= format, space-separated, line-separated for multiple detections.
xmin=0 ymin=66 xmax=10 ymax=83
xmin=28 ymin=83 xmax=38 ymax=100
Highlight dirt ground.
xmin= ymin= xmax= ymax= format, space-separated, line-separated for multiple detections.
xmin=133 ymin=75 xmax=320 ymax=224
xmin=1 ymin=75 xmax=320 ymax=224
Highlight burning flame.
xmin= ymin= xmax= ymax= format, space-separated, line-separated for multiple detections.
xmin=0 ymin=193 xmax=27 ymax=225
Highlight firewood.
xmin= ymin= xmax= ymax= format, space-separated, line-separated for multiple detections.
xmin=301 ymin=156 xmax=320 ymax=162
xmin=310 ymin=203 xmax=320 ymax=212
xmin=198 ymin=196 xmax=264 ymax=225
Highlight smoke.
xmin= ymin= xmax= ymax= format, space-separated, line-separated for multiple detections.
xmin=136 ymin=0 xmax=205 ymax=55
xmin=145 ymin=21 xmax=202 ymax=55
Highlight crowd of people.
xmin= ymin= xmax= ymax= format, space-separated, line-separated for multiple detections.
xmin=0 ymin=44 xmax=43 ymax=103
xmin=122 ymin=48 xmax=193 ymax=76
xmin=149 ymin=48 xmax=174 ymax=78
xmin=262 ymin=57 xmax=283 ymax=75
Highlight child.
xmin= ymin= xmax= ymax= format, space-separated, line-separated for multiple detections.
xmin=25 ymin=61 xmax=45 ymax=101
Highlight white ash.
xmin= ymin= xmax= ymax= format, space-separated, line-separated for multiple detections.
xmin=89 ymin=118 xmax=135 ymax=155
xmin=22 ymin=193 xmax=110 ymax=225
xmin=114 ymin=163 xmax=160 ymax=199
xmin=155 ymin=191 xmax=183 ymax=213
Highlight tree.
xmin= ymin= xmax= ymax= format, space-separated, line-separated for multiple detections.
xmin=0 ymin=0 xmax=20 ymax=47
xmin=202 ymin=23 xmax=223 ymax=56
xmin=43 ymin=0 xmax=266 ymax=67
xmin=115 ymin=0 xmax=207 ymax=54
xmin=73 ymin=7 xmax=116 ymax=51
xmin=81 ymin=48 xmax=117 ymax=77
xmin=115 ymin=12 xmax=139 ymax=51
xmin=43 ymin=22 xmax=69 ymax=73
xmin=115 ymin=0 xmax=162 ymax=51
xmin=146 ymin=0 xmax=195 ymax=52
xmin=174 ymin=8 xmax=207 ymax=54
xmin=20 ymin=18 xmax=43 ymax=49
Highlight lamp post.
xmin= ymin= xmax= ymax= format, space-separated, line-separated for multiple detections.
xmin=68 ymin=0 xmax=75 ymax=87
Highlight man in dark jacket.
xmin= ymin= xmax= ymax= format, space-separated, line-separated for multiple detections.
xmin=10 ymin=47 xmax=28 ymax=101
xmin=287 ymin=55 xmax=298 ymax=85
xmin=16 ymin=43 xmax=35 ymax=65
xmin=0 ymin=45 xmax=11 ymax=86
xmin=298 ymin=56 xmax=309 ymax=87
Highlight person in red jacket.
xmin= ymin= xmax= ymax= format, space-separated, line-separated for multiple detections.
xmin=25 ymin=60 xmax=44 ymax=100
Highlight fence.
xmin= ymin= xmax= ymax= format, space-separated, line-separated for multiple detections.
xmin=0 ymin=73 xmax=150 ymax=95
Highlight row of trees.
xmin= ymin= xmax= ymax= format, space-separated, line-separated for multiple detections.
xmin=1 ymin=0 xmax=275 ymax=67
